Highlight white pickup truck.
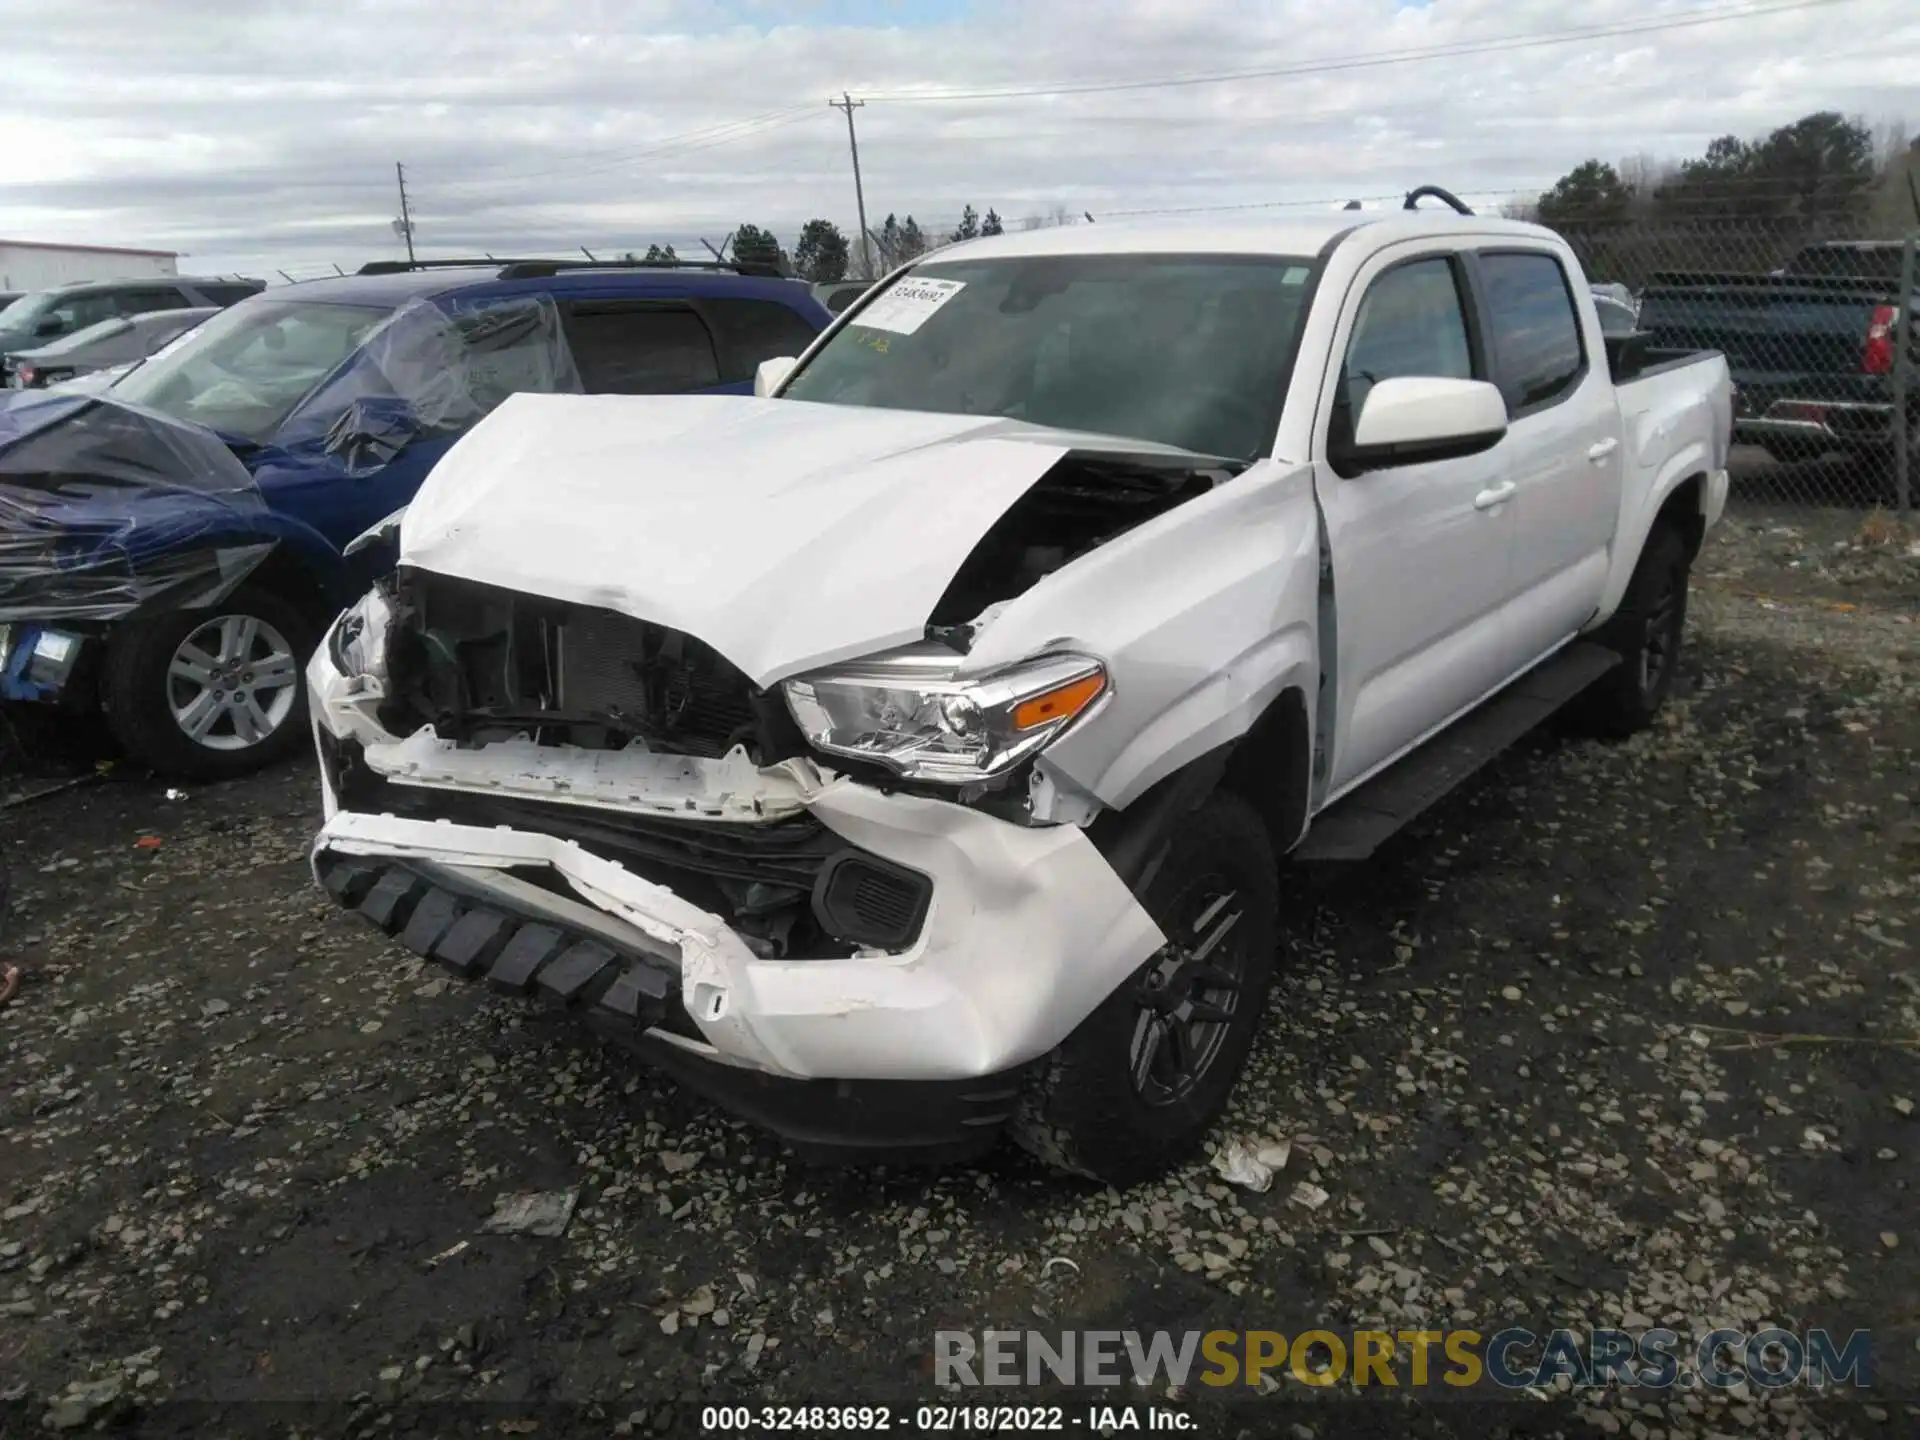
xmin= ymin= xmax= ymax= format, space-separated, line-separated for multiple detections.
xmin=307 ymin=192 xmax=1731 ymax=1184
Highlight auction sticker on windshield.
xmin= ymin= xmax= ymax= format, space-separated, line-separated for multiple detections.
xmin=853 ymin=277 xmax=966 ymax=336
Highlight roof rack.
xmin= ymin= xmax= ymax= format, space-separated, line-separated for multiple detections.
xmin=355 ymin=256 xmax=791 ymax=280
xmin=496 ymin=257 xmax=790 ymax=280
xmin=356 ymin=258 xmax=545 ymax=275
xmin=1402 ymin=185 xmax=1475 ymax=216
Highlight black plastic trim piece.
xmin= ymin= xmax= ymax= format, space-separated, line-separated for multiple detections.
xmin=810 ymin=850 xmax=935 ymax=951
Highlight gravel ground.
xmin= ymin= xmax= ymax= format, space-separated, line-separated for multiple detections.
xmin=1 ymin=513 xmax=1916 ymax=1439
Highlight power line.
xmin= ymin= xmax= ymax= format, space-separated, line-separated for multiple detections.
xmin=858 ymin=0 xmax=1858 ymax=103
xmin=427 ymin=106 xmax=824 ymax=193
xmin=829 ymin=93 xmax=874 ymax=280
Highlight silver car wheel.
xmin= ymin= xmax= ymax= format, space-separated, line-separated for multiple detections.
xmin=165 ymin=613 xmax=300 ymax=752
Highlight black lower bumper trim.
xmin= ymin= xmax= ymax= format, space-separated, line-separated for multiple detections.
xmin=315 ymin=848 xmax=1022 ymax=1163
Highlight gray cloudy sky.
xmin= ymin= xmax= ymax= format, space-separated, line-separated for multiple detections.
xmin=2 ymin=0 xmax=1915 ymax=280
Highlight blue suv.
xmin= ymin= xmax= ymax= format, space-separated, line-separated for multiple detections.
xmin=0 ymin=259 xmax=832 ymax=777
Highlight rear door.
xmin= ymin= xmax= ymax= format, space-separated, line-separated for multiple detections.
xmin=560 ymin=300 xmax=725 ymax=394
xmin=1314 ymin=247 xmax=1519 ymax=795
xmin=1468 ymin=248 xmax=1620 ymax=664
xmin=559 ymin=293 xmax=824 ymax=396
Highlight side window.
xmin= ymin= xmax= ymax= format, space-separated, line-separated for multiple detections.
xmin=702 ymin=298 xmax=822 ymax=382
xmin=44 ymin=292 xmax=120 ymax=334
xmin=1479 ymin=252 xmax=1585 ymax=414
xmin=113 ymin=288 xmax=192 ymax=316
xmin=197 ymin=284 xmax=262 ymax=307
xmin=1340 ymin=257 xmax=1475 ymax=420
xmin=563 ymin=303 xmax=721 ymax=393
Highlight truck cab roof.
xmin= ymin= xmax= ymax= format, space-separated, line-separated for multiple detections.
xmin=927 ymin=210 xmax=1561 ymax=265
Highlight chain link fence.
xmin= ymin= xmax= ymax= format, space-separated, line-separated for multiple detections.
xmin=1547 ymin=210 xmax=1917 ymax=518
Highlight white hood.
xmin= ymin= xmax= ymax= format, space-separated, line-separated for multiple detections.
xmin=400 ymin=393 xmax=1091 ymax=685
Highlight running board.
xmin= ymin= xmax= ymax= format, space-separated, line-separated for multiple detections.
xmin=1294 ymin=643 xmax=1620 ymax=862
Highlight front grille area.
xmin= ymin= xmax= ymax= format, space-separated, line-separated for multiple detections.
xmin=555 ymin=610 xmax=759 ymax=758
xmin=379 ymin=570 xmax=801 ymax=761
xmin=322 ymin=734 xmax=932 ymax=958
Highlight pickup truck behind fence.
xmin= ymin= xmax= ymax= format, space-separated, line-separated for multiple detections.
xmin=1637 ymin=239 xmax=1916 ymax=488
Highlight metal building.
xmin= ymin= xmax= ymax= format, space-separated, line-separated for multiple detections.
xmin=0 ymin=240 xmax=180 ymax=292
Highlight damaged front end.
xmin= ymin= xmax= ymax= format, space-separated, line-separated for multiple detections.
xmin=309 ymin=563 xmax=1166 ymax=1154
xmin=329 ymin=569 xmax=950 ymax=958
xmin=304 ymin=418 xmax=1268 ymax=1153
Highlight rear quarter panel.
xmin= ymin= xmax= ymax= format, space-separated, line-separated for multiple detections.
xmin=1594 ymin=352 xmax=1731 ymax=623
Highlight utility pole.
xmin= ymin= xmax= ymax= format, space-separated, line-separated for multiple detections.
xmin=829 ymin=92 xmax=873 ymax=279
xmin=394 ymin=162 xmax=417 ymax=266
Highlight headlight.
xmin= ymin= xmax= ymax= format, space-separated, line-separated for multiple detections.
xmin=783 ymin=646 xmax=1108 ymax=784
xmin=327 ymin=586 xmax=392 ymax=679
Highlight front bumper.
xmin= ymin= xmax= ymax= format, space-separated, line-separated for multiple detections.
xmin=307 ymin=642 xmax=1165 ymax=1142
xmin=311 ymin=847 xmax=1034 ymax=1160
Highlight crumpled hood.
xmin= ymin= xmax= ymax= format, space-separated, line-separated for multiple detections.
xmin=400 ymin=392 xmax=1091 ymax=685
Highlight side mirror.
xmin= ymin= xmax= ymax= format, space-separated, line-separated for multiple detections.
xmin=1343 ymin=377 xmax=1508 ymax=469
xmin=33 ymin=318 xmax=63 ymax=337
xmin=344 ymin=505 xmax=408 ymax=559
xmin=754 ymin=356 xmax=797 ymax=398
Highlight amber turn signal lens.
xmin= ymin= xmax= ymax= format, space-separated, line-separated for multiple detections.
xmin=1011 ymin=671 xmax=1106 ymax=732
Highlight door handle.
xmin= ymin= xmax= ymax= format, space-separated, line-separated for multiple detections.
xmin=1587 ymin=438 xmax=1620 ymax=463
xmin=1472 ymin=481 xmax=1517 ymax=511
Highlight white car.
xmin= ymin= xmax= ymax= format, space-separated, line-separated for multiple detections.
xmin=307 ymin=194 xmax=1730 ymax=1183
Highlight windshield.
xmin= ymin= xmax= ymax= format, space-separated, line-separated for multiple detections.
xmin=113 ymin=298 xmax=391 ymax=442
xmin=781 ymin=253 xmax=1318 ymax=459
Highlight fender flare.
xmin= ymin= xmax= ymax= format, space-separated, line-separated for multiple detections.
xmin=1595 ymin=449 xmax=1712 ymax=625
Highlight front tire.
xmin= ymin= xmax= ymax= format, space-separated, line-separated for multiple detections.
xmin=1011 ymin=793 xmax=1279 ymax=1185
xmin=1578 ymin=522 xmax=1689 ymax=738
xmin=102 ymin=585 xmax=318 ymax=780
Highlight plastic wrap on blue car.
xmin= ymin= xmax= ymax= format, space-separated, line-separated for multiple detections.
xmin=276 ymin=294 xmax=584 ymax=472
xmin=0 ymin=391 xmax=273 ymax=623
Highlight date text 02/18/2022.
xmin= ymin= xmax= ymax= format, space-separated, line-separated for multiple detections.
xmin=699 ymin=1404 xmax=1195 ymax=1431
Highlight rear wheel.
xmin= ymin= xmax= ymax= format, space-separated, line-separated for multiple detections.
xmin=1577 ymin=523 xmax=1689 ymax=738
xmin=103 ymin=585 xmax=318 ymax=780
xmin=1010 ymin=793 xmax=1279 ymax=1185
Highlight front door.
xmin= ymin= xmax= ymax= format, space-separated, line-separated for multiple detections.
xmin=1313 ymin=249 xmax=1520 ymax=796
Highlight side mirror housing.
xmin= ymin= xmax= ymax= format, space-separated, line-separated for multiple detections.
xmin=754 ymin=356 xmax=797 ymax=398
xmin=344 ymin=506 xmax=408 ymax=560
xmin=34 ymin=317 xmax=64 ymax=337
xmin=1343 ymin=377 xmax=1508 ymax=469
